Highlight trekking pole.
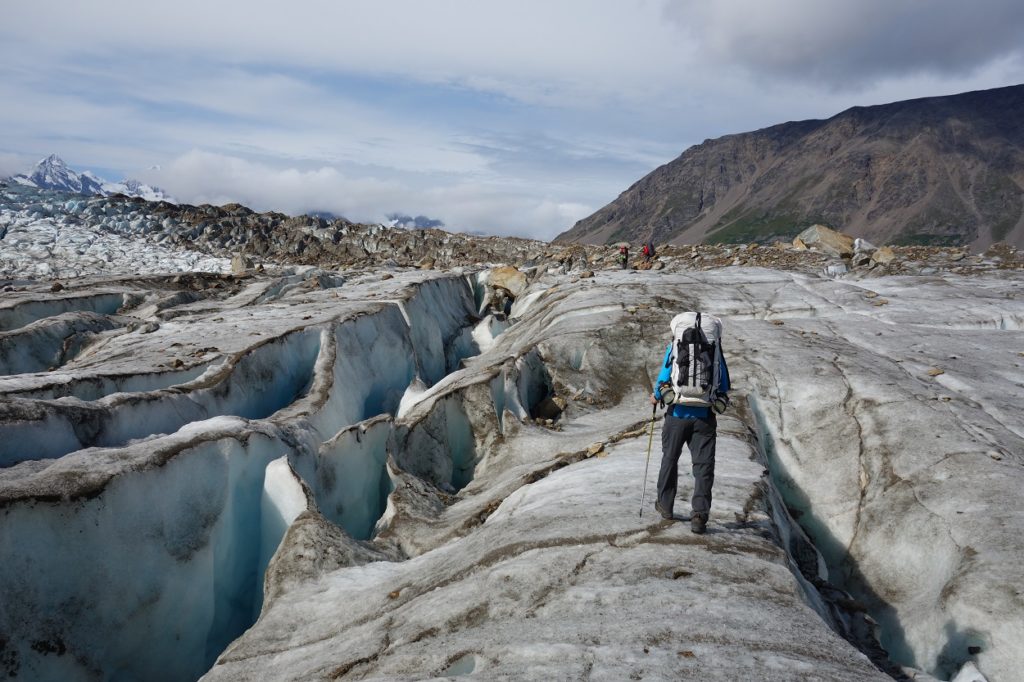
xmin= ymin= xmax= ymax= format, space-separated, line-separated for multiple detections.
xmin=639 ymin=401 xmax=657 ymax=518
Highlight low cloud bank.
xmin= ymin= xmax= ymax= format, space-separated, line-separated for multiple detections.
xmin=142 ymin=150 xmax=591 ymax=241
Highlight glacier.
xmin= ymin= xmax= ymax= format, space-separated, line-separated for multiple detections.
xmin=0 ymin=207 xmax=1022 ymax=681
xmin=0 ymin=185 xmax=224 ymax=279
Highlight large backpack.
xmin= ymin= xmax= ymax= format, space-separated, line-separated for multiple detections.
xmin=667 ymin=312 xmax=723 ymax=406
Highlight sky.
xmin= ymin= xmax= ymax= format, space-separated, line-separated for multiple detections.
xmin=1 ymin=1 xmax=1022 ymax=240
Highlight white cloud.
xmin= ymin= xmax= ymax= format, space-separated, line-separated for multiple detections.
xmin=0 ymin=1 xmax=690 ymax=109
xmin=8 ymin=0 xmax=1019 ymax=107
xmin=415 ymin=183 xmax=593 ymax=240
xmin=148 ymin=150 xmax=400 ymax=214
xmin=145 ymin=150 xmax=592 ymax=240
xmin=0 ymin=152 xmax=31 ymax=178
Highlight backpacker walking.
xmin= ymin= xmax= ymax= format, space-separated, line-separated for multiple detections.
xmin=649 ymin=312 xmax=730 ymax=533
xmin=617 ymin=244 xmax=629 ymax=269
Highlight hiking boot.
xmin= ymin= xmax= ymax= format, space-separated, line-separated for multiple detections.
xmin=654 ymin=501 xmax=673 ymax=520
xmin=690 ymin=512 xmax=708 ymax=534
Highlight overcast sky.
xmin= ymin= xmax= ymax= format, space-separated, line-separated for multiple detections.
xmin=2 ymin=1 xmax=1022 ymax=239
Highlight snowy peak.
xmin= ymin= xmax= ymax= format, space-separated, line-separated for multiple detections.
xmin=101 ymin=178 xmax=175 ymax=203
xmin=7 ymin=154 xmax=175 ymax=203
xmin=386 ymin=213 xmax=445 ymax=229
xmin=21 ymin=154 xmax=104 ymax=195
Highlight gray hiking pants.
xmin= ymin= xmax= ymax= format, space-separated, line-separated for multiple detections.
xmin=656 ymin=413 xmax=717 ymax=516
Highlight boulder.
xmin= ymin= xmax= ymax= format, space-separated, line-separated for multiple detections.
xmin=795 ymin=225 xmax=854 ymax=258
xmin=822 ymin=262 xmax=849 ymax=277
xmin=485 ymin=288 xmax=512 ymax=315
xmin=852 ymin=238 xmax=876 ymax=267
xmin=853 ymin=238 xmax=877 ymax=254
xmin=231 ymin=254 xmax=254 ymax=274
xmin=791 ymin=237 xmax=808 ymax=251
xmin=871 ymin=246 xmax=896 ymax=265
xmin=533 ymin=395 xmax=567 ymax=421
xmin=488 ymin=266 xmax=528 ymax=297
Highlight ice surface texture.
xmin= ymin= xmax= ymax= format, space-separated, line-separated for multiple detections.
xmin=0 ymin=185 xmax=227 ymax=278
xmin=0 ymin=269 xmax=486 ymax=680
xmin=208 ymin=268 xmax=1021 ymax=681
xmin=1 ymin=264 xmax=1021 ymax=681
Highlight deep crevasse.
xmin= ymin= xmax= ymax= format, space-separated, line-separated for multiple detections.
xmin=0 ymin=272 xmax=515 ymax=682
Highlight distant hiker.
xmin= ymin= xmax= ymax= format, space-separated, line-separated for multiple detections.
xmin=649 ymin=312 xmax=730 ymax=534
xmin=618 ymin=244 xmax=629 ymax=269
xmin=642 ymin=240 xmax=655 ymax=262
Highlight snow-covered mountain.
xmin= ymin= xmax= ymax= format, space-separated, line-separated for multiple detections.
xmin=9 ymin=154 xmax=105 ymax=195
xmin=7 ymin=154 xmax=175 ymax=202
xmin=101 ymin=178 xmax=174 ymax=203
xmin=386 ymin=212 xmax=445 ymax=229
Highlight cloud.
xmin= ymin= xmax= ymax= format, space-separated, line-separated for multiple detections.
xmin=145 ymin=150 xmax=592 ymax=240
xmin=8 ymin=1 xmax=1017 ymax=107
xmin=416 ymin=183 xmax=593 ymax=240
xmin=663 ymin=0 xmax=1024 ymax=87
xmin=147 ymin=150 xmax=401 ymax=214
xmin=0 ymin=1 xmax=690 ymax=110
xmin=0 ymin=152 xmax=31 ymax=178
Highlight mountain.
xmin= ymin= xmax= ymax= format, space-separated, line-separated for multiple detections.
xmin=386 ymin=213 xmax=445 ymax=229
xmin=7 ymin=154 xmax=175 ymax=202
xmin=557 ymin=84 xmax=1024 ymax=248
xmin=304 ymin=210 xmax=342 ymax=221
xmin=9 ymin=154 xmax=106 ymax=195
xmin=101 ymin=178 xmax=175 ymax=203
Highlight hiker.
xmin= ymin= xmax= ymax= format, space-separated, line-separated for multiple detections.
xmin=649 ymin=312 xmax=730 ymax=534
xmin=618 ymin=244 xmax=629 ymax=269
xmin=642 ymin=240 xmax=655 ymax=262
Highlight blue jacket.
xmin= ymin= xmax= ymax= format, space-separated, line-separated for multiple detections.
xmin=654 ymin=342 xmax=730 ymax=419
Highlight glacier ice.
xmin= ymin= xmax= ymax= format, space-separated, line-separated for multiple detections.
xmin=0 ymin=270 xmax=487 ymax=680
xmin=1 ymin=262 xmax=1022 ymax=681
xmin=0 ymin=291 xmax=127 ymax=332
xmin=307 ymin=416 xmax=393 ymax=540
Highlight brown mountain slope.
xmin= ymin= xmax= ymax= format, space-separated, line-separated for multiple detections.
xmin=557 ymin=84 xmax=1024 ymax=248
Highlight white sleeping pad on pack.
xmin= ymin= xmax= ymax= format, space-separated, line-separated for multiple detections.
xmin=668 ymin=312 xmax=723 ymax=406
